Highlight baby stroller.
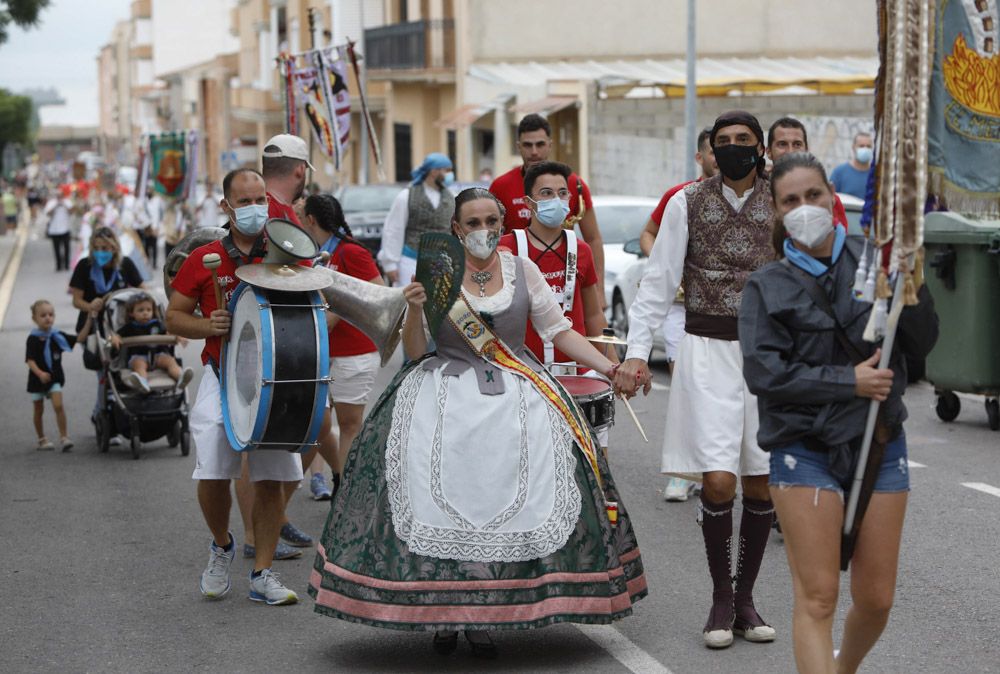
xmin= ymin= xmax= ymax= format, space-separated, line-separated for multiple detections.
xmin=91 ymin=288 xmax=190 ymax=459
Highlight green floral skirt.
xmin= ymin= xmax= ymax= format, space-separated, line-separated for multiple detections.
xmin=309 ymin=361 xmax=647 ymax=631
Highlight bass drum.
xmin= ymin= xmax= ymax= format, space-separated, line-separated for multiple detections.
xmin=221 ymin=282 xmax=329 ymax=451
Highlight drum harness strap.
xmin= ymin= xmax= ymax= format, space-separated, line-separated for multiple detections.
xmin=512 ymin=228 xmax=578 ymax=366
xmin=445 ymin=293 xmax=618 ymax=524
xmin=207 ymin=234 xmax=268 ymax=379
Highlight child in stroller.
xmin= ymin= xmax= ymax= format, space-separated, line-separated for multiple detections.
xmin=110 ymin=292 xmax=194 ymax=394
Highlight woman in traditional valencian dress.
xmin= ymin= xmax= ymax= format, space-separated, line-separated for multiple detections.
xmin=309 ymin=188 xmax=646 ymax=656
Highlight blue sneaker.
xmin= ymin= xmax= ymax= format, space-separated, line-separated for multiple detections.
xmin=280 ymin=522 xmax=313 ymax=547
xmin=242 ymin=542 xmax=302 ymax=560
xmin=310 ymin=473 xmax=333 ymax=501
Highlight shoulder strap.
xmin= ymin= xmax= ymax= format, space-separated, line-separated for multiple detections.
xmin=221 ymin=234 xmax=265 ymax=267
xmin=512 ymin=229 xmax=529 ymax=260
xmin=561 ymin=229 xmax=578 ymax=314
xmin=780 ymin=258 xmax=868 ymax=365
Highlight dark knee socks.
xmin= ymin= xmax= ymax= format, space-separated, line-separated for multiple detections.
xmin=734 ymin=496 xmax=773 ymax=608
xmin=700 ymin=493 xmax=734 ymax=607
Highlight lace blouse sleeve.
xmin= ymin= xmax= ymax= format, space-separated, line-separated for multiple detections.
xmin=521 ymin=256 xmax=571 ymax=342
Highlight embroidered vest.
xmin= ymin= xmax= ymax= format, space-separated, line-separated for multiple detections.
xmin=682 ymin=174 xmax=773 ymax=340
xmin=422 ymin=254 xmax=542 ymax=395
xmin=404 ymin=185 xmax=455 ymax=252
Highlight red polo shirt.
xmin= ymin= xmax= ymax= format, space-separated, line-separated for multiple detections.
xmin=170 ymin=240 xmax=253 ymax=367
xmin=267 ymin=192 xmax=301 ymax=225
xmin=490 ymin=166 xmax=593 ymax=233
xmin=324 ymin=241 xmax=380 ymax=357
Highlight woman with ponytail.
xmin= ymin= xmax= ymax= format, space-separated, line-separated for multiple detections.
xmin=300 ymin=193 xmax=384 ymax=500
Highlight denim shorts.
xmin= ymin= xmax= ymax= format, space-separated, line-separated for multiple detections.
xmin=30 ymin=383 xmax=62 ymax=402
xmin=769 ymin=431 xmax=909 ymax=496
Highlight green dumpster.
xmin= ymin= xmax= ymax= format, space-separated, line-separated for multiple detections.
xmin=923 ymin=211 xmax=1000 ymax=430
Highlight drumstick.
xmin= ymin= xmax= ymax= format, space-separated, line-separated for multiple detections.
xmin=202 ymin=253 xmax=225 ymax=311
xmin=203 ymin=253 xmax=225 ymax=309
xmin=619 ymin=395 xmax=648 ymax=443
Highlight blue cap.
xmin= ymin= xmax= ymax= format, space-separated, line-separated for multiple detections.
xmin=411 ymin=152 xmax=453 ymax=185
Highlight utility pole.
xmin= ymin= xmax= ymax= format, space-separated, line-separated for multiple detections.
xmin=684 ymin=0 xmax=697 ymax=181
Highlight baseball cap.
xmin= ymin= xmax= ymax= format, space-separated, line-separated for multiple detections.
xmin=262 ymin=134 xmax=316 ymax=171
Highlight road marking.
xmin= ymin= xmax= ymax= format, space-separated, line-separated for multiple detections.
xmin=962 ymin=482 xmax=1000 ymax=499
xmin=574 ymin=624 xmax=674 ymax=674
xmin=0 ymin=222 xmax=29 ymax=330
xmin=907 ymin=460 xmax=926 ymax=468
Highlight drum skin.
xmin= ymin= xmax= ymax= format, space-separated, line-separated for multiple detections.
xmin=556 ymin=375 xmax=616 ymax=432
xmin=221 ymin=283 xmax=329 ymax=451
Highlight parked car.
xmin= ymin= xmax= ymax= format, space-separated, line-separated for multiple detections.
xmin=590 ymin=195 xmax=664 ymax=357
xmin=333 ymin=183 xmax=404 ymax=253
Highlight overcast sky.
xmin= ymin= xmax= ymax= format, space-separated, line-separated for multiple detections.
xmin=0 ymin=0 xmax=132 ymax=126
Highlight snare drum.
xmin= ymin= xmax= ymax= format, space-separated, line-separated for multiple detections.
xmin=556 ymin=375 xmax=616 ymax=432
xmin=221 ymin=282 xmax=329 ymax=451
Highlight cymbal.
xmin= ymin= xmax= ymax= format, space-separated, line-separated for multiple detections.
xmin=587 ymin=333 xmax=628 ymax=346
xmin=235 ymin=263 xmax=331 ymax=291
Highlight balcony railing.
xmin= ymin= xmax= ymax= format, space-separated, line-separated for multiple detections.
xmin=364 ymin=19 xmax=455 ymax=70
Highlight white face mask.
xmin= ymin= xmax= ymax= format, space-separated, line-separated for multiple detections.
xmin=462 ymin=229 xmax=499 ymax=260
xmin=783 ymin=204 xmax=834 ymax=248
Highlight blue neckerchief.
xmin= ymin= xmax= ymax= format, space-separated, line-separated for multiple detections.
xmin=29 ymin=328 xmax=71 ymax=371
xmin=129 ymin=318 xmax=160 ymax=330
xmin=89 ymin=260 xmax=121 ymax=295
xmin=320 ymin=235 xmax=341 ymax=261
xmin=783 ymin=227 xmax=846 ymax=277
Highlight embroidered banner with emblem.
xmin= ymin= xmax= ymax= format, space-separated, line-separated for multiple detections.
xmin=927 ymin=0 xmax=1000 ymax=216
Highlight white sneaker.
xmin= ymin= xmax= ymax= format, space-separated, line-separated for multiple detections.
xmin=248 ymin=569 xmax=298 ymax=605
xmin=199 ymin=533 xmax=235 ymax=599
xmin=123 ymin=371 xmax=151 ymax=394
xmin=177 ymin=367 xmax=194 ymax=391
xmin=664 ymin=477 xmax=697 ymax=502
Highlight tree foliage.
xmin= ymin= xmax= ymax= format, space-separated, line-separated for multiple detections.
xmin=0 ymin=88 xmax=34 ymax=156
xmin=0 ymin=0 xmax=50 ymax=45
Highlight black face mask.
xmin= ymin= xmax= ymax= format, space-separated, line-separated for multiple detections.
xmin=713 ymin=144 xmax=760 ymax=181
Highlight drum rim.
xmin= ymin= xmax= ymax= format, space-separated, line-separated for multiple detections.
xmin=305 ymin=288 xmax=330 ymax=447
xmin=554 ymin=374 xmax=613 ymax=403
xmin=221 ymin=282 xmax=274 ymax=451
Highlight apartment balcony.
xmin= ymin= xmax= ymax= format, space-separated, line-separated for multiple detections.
xmin=364 ymin=19 xmax=455 ymax=81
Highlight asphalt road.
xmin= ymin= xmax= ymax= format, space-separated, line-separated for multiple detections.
xmin=2 ymin=227 xmax=999 ymax=673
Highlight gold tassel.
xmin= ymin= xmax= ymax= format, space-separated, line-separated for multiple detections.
xmin=876 ymin=269 xmax=892 ymax=300
xmin=903 ymin=271 xmax=918 ymax=305
xmin=913 ymin=247 xmax=925 ymax=289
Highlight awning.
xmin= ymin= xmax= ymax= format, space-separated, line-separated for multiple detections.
xmin=469 ymin=56 xmax=878 ymax=98
xmin=509 ymin=95 xmax=578 ymax=116
xmin=434 ymin=103 xmax=491 ymax=129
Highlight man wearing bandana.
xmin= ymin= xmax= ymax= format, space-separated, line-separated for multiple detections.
xmin=615 ymin=111 xmax=777 ymax=649
xmin=378 ymin=152 xmax=456 ymax=288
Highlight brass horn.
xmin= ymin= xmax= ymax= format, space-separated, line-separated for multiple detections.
xmin=313 ymin=265 xmax=407 ymax=366
xmin=163 ymin=227 xmax=227 ymax=298
xmin=262 ymin=218 xmax=318 ymax=264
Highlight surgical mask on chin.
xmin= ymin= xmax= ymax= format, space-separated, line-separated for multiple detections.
xmin=93 ymin=250 xmax=114 ymax=267
xmin=855 ymin=147 xmax=873 ymax=164
xmin=462 ymin=229 xmax=499 ymax=260
xmin=229 ymin=202 xmax=268 ymax=236
xmin=783 ymin=204 xmax=834 ymax=249
xmin=534 ymin=197 xmax=570 ymax=228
